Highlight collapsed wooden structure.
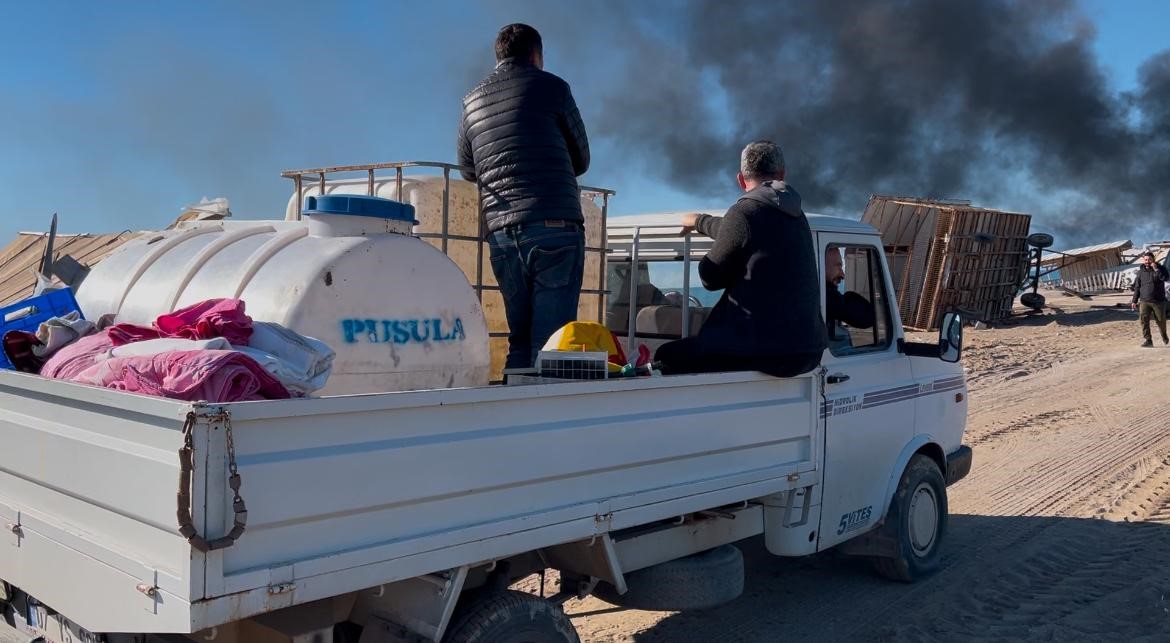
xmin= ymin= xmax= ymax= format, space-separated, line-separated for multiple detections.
xmin=862 ymin=195 xmax=1032 ymax=331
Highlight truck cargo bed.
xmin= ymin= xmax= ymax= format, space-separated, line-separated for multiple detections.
xmin=0 ymin=370 xmax=818 ymax=633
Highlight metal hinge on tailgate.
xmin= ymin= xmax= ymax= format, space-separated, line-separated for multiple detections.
xmin=5 ymin=516 xmax=22 ymax=548
xmin=594 ymin=512 xmax=613 ymax=534
xmin=268 ymin=582 xmax=296 ymax=596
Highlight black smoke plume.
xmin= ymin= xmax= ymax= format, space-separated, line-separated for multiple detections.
xmin=578 ymin=0 xmax=1170 ymax=246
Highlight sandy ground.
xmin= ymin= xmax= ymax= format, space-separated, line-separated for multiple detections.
xmin=525 ymin=292 xmax=1170 ymax=642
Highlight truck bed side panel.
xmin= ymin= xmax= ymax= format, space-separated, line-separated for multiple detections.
xmin=205 ymin=375 xmax=817 ymax=603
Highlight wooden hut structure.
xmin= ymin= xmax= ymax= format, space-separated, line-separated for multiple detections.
xmin=1038 ymin=240 xmax=1133 ymax=293
xmin=862 ymin=195 xmax=1032 ymax=331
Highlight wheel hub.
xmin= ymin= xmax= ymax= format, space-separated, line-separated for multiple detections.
xmin=907 ymin=482 xmax=938 ymax=556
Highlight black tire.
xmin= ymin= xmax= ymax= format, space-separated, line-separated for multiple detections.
xmin=873 ymin=455 xmax=948 ymax=582
xmin=1020 ymin=292 xmax=1046 ymax=310
xmin=333 ymin=621 xmax=363 ymax=643
xmin=443 ymin=590 xmax=578 ymax=643
xmin=593 ymin=544 xmax=744 ymax=611
xmin=1027 ymin=232 xmax=1055 ymax=249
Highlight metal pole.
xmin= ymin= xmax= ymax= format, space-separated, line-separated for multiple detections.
xmin=475 ymin=186 xmax=485 ymax=301
xmin=627 ymin=227 xmax=640 ymax=358
xmin=682 ymin=233 xmax=691 ymax=337
xmin=294 ymin=175 xmax=303 ymax=219
xmin=598 ymin=193 xmax=609 ymax=324
xmin=318 ymin=172 xmax=326 ymax=195
xmin=442 ymin=168 xmax=451 ymax=253
xmin=367 ymin=169 xmax=375 ymax=196
xmin=396 ymin=167 xmax=404 ymax=202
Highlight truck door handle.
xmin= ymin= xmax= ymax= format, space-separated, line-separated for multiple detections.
xmin=827 ymin=373 xmax=850 ymax=384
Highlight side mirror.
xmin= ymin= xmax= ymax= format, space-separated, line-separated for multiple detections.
xmin=939 ymin=312 xmax=963 ymax=363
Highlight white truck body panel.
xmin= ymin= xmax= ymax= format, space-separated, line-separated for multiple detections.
xmin=0 ymin=209 xmax=970 ymax=640
xmin=0 ymin=369 xmax=818 ymax=633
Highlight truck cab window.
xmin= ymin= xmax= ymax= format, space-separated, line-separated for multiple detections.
xmin=606 ymin=261 xmax=721 ymax=338
xmin=826 ymin=245 xmax=892 ymax=355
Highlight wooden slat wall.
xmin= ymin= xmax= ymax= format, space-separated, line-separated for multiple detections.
xmin=863 ymin=196 xmax=1032 ymax=331
xmin=1057 ymin=250 xmax=1125 ymax=282
xmin=0 ymin=232 xmax=139 ymax=307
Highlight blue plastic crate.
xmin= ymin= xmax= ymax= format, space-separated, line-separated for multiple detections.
xmin=0 ymin=288 xmax=84 ymax=370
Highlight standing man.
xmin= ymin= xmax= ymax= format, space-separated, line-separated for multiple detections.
xmin=458 ymin=23 xmax=591 ymax=370
xmin=1131 ymin=251 xmax=1169 ymax=347
xmin=655 ymin=141 xmax=827 ymax=376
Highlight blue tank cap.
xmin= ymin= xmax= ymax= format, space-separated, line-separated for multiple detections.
xmin=303 ymin=194 xmax=418 ymax=224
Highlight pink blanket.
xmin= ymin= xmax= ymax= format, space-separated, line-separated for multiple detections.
xmin=108 ymin=299 xmax=253 ymax=346
xmin=74 ymin=350 xmax=289 ymax=402
xmin=41 ymin=331 xmax=289 ymax=402
xmin=41 ymin=332 xmax=115 ymax=380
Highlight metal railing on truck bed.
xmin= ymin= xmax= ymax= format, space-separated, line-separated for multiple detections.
xmin=281 ymin=161 xmax=616 ymax=381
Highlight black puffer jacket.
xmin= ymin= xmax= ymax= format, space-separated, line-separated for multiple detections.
xmin=458 ymin=58 xmax=590 ymax=233
xmin=1132 ymin=263 xmax=1169 ymax=303
xmin=691 ymin=181 xmax=828 ymax=363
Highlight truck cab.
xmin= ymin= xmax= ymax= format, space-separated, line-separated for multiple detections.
xmin=606 ymin=211 xmax=971 ymax=565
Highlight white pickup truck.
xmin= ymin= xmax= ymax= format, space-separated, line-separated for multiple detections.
xmin=0 ymin=206 xmax=970 ymax=643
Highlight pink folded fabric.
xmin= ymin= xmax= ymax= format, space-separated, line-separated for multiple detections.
xmin=40 ymin=331 xmax=116 ymax=380
xmin=108 ymin=298 xmax=253 ymax=347
xmin=42 ymin=330 xmax=289 ymax=402
xmin=73 ymin=349 xmax=290 ymax=402
xmin=106 ymin=323 xmax=163 ymax=345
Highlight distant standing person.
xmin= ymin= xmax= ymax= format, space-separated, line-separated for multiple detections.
xmin=457 ymin=23 xmax=591 ymax=370
xmin=1131 ymin=251 xmax=1169 ymax=347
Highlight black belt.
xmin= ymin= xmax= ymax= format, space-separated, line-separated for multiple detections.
xmin=505 ymin=219 xmax=583 ymax=231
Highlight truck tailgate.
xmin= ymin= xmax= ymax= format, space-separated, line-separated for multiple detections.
xmin=0 ymin=372 xmax=200 ymax=633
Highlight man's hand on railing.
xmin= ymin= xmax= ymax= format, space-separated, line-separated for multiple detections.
xmin=681 ymin=212 xmax=702 ymax=235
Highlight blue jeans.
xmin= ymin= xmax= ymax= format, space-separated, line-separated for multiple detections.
xmin=489 ymin=221 xmax=585 ymax=369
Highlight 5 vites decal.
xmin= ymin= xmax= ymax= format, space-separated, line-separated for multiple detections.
xmin=820 ymin=375 xmax=965 ymax=419
xmin=837 ymin=505 xmax=873 ymax=536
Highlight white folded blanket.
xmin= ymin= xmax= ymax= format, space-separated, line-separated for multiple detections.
xmin=232 ymin=322 xmax=334 ymax=396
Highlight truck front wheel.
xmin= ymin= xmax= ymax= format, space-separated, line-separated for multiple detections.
xmin=443 ymin=590 xmax=579 ymax=643
xmin=873 ymin=454 xmax=947 ymax=582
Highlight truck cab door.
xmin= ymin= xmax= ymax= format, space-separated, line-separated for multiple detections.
xmin=815 ymin=233 xmax=915 ymax=550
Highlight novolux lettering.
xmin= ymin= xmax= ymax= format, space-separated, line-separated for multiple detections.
xmin=340 ymin=318 xmax=466 ymax=345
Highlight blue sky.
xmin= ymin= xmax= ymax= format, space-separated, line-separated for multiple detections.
xmin=1 ymin=0 xmax=1167 ymax=245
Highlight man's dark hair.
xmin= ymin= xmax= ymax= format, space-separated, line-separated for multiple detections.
xmin=1142 ymin=251 xmax=1157 ymax=259
xmin=740 ymin=140 xmax=786 ymax=181
xmin=495 ymin=23 xmax=542 ymax=62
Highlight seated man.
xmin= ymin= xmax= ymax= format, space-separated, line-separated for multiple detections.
xmin=825 ymin=248 xmax=876 ymax=352
xmin=654 ymin=141 xmax=827 ymax=377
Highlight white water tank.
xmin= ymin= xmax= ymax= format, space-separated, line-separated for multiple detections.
xmin=77 ymin=195 xmax=490 ymax=396
xmin=284 ymin=174 xmax=607 ymax=381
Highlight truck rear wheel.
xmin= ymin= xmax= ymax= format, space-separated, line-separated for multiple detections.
xmin=873 ymin=455 xmax=947 ymax=582
xmin=443 ymin=590 xmax=579 ymax=643
xmin=593 ymin=544 xmax=744 ymax=611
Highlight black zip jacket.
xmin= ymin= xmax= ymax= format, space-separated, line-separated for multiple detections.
xmin=691 ymin=181 xmax=828 ymax=361
xmin=1132 ymin=263 xmax=1169 ymax=303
